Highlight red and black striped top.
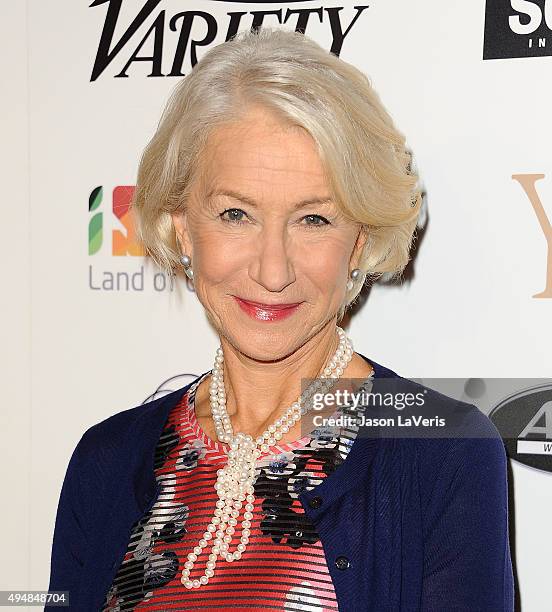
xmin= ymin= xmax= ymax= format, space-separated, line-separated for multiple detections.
xmin=102 ymin=369 xmax=373 ymax=611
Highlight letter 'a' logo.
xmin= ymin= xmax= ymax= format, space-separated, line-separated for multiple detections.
xmin=490 ymin=384 xmax=552 ymax=473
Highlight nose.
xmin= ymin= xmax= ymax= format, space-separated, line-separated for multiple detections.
xmin=249 ymin=223 xmax=296 ymax=293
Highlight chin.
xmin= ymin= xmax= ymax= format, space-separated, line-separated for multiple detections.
xmin=224 ymin=323 xmax=306 ymax=362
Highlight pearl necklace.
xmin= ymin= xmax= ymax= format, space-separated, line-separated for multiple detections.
xmin=180 ymin=326 xmax=354 ymax=589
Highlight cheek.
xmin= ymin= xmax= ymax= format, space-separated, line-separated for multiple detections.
xmin=297 ymin=237 xmax=351 ymax=290
xmin=311 ymin=260 xmax=348 ymax=301
xmin=191 ymin=230 xmax=246 ymax=283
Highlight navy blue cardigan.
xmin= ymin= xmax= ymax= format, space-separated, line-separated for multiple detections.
xmin=46 ymin=355 xmax=515 ymax=611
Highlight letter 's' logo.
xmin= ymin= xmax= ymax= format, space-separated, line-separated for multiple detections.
xmin=484 ymin=0 xmax=552 ymax=59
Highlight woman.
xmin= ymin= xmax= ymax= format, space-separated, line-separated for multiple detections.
xmin=47 ymin=27 xmax=514 ymax=611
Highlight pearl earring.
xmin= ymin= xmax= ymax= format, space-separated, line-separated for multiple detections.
xmin=180 ymin=254 xmax=194 ymax=280
xmin=346 ymin=268 xmax=362 ymax=291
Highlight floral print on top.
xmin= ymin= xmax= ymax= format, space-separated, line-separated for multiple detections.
xmin=102 ymin=368 xmax=374 ymax=612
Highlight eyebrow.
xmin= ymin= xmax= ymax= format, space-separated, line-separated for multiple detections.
xmin=207 ymin=188 xmax=334 ymax=210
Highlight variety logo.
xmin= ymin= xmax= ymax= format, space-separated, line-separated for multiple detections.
xmin=484 ymin=0 xmax=552 ymax=59
xmin=89 ymin=0 xmax=370 ymax=80
xmin=512 ymin=173 xmax=552 ymax=298
xmin=489 ymin=383 xmax=552 ymax=473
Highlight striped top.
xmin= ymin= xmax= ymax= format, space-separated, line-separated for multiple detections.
xmin=101 ymin=369 xmax=374 ymax=611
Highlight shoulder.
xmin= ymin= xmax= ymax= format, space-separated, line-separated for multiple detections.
xmin=368 ymin=363 xmax=507 ymax=502
xmin=73 ymin=381 xmax=195 ymax=476
xmin=369 ymin=359 xmax=503 ymax=443
xmin=396 ymin=373 xmax=505 ymax=456
xmin=396 ymin=379 xmax=508 ymax=518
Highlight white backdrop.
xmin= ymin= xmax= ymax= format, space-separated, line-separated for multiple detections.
xmin=1 ymin=1 xmax=551 ymax=610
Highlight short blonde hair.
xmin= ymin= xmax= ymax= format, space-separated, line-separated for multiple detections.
xmin=132 ymin=26 xmax=422 ymax=321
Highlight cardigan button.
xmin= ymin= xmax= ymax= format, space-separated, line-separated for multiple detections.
xmin=335 ymin=555 xmax=350 ymax=570
xmin=308 ymin=496 xmax=323 ymax=509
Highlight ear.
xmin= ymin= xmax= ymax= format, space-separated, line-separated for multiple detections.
xmin=171 ymin=210 xmax=193 ymax=258
xmin=350 ymin=225 xmax=369 ymax=269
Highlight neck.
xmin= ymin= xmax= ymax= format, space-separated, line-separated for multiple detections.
xmin=196 ymin=321 xmax=359 ymax=441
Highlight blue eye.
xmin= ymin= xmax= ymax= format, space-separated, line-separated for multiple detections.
xmin=302 ymin=214 xmax=330 ymax=227
xmin=220 ymin=208 xmax=248 ymax=225
xmin=219 ymin=209 xmax=330 ymax=227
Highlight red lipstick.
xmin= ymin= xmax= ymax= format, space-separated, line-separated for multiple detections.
xmin=233 ymin=297 xmax=302 ymax=322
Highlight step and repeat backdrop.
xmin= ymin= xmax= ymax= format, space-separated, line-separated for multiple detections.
xmin=2 ymin=1 xmax=551 ymax=609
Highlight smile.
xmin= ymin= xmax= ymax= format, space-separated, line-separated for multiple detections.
xmin=233 ymin=297 xmax=303 ymax=322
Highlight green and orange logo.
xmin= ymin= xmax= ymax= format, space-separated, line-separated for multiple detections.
xmin=88 ymin=185 xmax=145 ymax=256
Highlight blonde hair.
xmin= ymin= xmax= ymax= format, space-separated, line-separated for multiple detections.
xmin=132 ymin=26 xmax=422 ymax=321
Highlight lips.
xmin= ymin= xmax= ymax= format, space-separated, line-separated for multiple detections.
xmin=233 ymin=297 xmax=302 ymax=322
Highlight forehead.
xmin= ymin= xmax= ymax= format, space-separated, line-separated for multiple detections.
xmin=198 ymin=106 xmax=330 ymax=198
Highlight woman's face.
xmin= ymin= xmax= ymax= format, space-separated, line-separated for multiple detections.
xmin=172 ymin=104 xmax=367 ymax=361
